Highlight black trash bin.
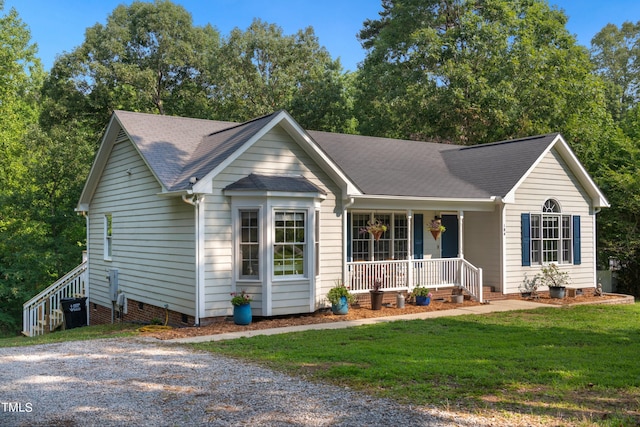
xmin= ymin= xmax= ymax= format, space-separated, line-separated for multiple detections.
xmin=60 ymin=297 xmax=88 ymax=330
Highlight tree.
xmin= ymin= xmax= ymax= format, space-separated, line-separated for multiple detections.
xmin=215 ymin=19 xmax=354 ymax=132
xmin=0 ymin=1 xmax=45 ymax=334
xmin=591 ymin=21 xmax=640 ymax=121
xmin=355 ymin=0 xmax=603 ymax=145
xmin=40 ymin=0 xmax=221 ymax=136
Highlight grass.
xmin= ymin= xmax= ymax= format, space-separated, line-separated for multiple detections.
xmin=192 ymin=304 xmax=640 ymax=426
xmin=0 ymin=323 xmax=140 ymax=348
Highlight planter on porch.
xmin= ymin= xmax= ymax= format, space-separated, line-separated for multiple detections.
xmin=370 ymin=290 xmax=384 ymax=310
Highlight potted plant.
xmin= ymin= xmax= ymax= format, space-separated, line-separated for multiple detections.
xmin=360 ymin=218 xmax=388 ymax=241
xmin=370 ymin=279 xmax=384 ymax=310
xmin=539 ymin=263 xmax=570 ymax=299
xmin=326 ymin=282 xmax=356 ymax=315
xmin=429 ymin=218 xmax=446 ymax=240
xmin=519 ymin=273 xmax=540 ymax=299
xmin=411 ymin=285 xmax=433 ymax=306
xmin=230 ymin=290 xmax=253 ymax=325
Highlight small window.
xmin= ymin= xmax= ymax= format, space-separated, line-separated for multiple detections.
xmin=239 ymin=210 xmax=259 ymax=279
xmin=104 ymin=214 xmax=113 ymax=261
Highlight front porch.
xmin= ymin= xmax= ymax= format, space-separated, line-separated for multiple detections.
xmin=346 ymin=257 xmax=483 ymax=302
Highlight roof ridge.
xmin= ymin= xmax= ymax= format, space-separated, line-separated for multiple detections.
xmin=206 ymin=111 xmax=280 ymax=137
xmin=458 ymin=133 xmax=559 ymax=151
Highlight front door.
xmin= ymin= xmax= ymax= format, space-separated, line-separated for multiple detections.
xmin=441 ymin=214 xmax=459 ymax=258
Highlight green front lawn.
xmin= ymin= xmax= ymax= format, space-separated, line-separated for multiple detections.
xmin=193 ymin=304 xmax=640 ymax=426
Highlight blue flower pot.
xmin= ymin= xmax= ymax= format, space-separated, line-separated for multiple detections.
xmin=233 ymin=303 xmax=252 ymax=325
xmin=415 ymin=296 xmax=431 ymax=306
xmin=331 ymin=296 xmax=349 ymax=315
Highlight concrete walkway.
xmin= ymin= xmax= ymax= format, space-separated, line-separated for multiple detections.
xmin=167 ymin=299 xmax=550 ymax=344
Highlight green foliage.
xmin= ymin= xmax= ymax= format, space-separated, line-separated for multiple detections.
xmin=326 ymin=282 xmax=356 ymax=305
xmin=215 ymin=19 xmax=354 ymax=132
xmin=194 ymin=304 xmax=640 ymax=423
xmin=355 ymin=0 xmax=604 ymax=145
xmin=410 ymin=285 xmax=432 ymax=297
xmin=591 ymin=21 xmax=640 ymax=120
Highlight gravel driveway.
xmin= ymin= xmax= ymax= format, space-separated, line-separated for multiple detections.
xmin=0 ymin=337 xmax=490 ymax=427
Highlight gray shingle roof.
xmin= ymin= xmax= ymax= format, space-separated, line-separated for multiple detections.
xmin=113 ymin=110 xmax=557 ymax=199
xmin=114 ymin=110 xmax=278 ymax=191
xmin=225 ymin=173 xmax=327 ymax=194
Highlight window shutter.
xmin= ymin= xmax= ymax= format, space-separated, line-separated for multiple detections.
xmin=346 ymin=213 xmax=352 ymax=262
xmin=573 ymin=215 xmax=581 ymax=265
xmin=521 ymin=213 xmax=531 ymax=266
xmin=414 ymin=214 xmax=424 ymax=259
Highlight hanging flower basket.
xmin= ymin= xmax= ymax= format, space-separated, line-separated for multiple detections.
xmin=429 ymin=218 xmax=446 ymax=240
xmin=360 ymin=218 xmax=388 ymax=241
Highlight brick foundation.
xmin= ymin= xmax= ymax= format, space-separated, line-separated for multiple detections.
xmin=89 ymin=298 xmax=196 ymax=327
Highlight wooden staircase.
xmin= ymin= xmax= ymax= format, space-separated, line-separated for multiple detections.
xmin=22 ymin=261 xmax=87 ymax=337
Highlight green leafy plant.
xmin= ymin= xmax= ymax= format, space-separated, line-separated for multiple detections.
xmin=230 ymin=290 xmax=253 ymax=306
xmin=411 ymin=285 xmax=433 ymax=298
xmin=519 ymin=273 xmax=540 ymax=296
xmin=539 ymin=263 xmax=570 ymax=288
xmin=326 ymin=282 xmax=356 ymax=305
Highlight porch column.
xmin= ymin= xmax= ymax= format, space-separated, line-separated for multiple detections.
xmin=458 ymin=210 xmax=464 ymax=259
xmin=407 ymin=210 xmax=413 ymax=289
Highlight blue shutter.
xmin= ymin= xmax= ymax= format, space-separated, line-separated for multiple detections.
xmin=414 ymin=214 xmax=424 ymax=259
xmin=573 ymin=215 xmax=581 ymax=265
xmin=521 ymin=213 xmax=531 ymax=266
xmin=346 ymin=213 xmax=352 ymax=262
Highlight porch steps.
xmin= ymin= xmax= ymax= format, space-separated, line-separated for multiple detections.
xmin=31 ymin=309 xmax=65 ymax=335
xmin=482 ymin=286 xmax=508 ymax=301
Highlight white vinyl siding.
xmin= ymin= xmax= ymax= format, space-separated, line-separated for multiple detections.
xmin=205 ymin=124 xmax=342 ymax=317
xmin=87 ymin=136 xmax=196 ymax=313
xmin=505 ymin=148 xmax=595 ymax=292
xmin=464 ymin=209 xmax=502 ymax=289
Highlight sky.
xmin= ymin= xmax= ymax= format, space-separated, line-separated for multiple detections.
xmin=4 ymin=0 xmax=640 ymax=73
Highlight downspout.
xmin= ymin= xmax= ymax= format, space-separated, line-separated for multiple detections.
xmin=182 ymin=194 xmax=204 ymax=326
xmin=343 ymin=197 xmax=355 ymax=286
xmin=594 ymin=207 xmax=602 ymax=288
xmin=81 ymin=211 xmax=90 ymax=326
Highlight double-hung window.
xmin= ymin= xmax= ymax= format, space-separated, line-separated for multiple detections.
xmin=239 ymin=210 xmax=259 ymax=279
xmin=274 ymin=211 xmax=306 ymax=276
xmin=524 ymin=199 xmax=579 ymax=266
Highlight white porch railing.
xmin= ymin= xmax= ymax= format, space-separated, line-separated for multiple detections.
xmin=22 ymin=261 xmax=87 ymax=337
xmin=347 ymin=258 xmax=483 ymax=302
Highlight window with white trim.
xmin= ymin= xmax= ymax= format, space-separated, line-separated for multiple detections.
xmin=104 ymin=214 xmax=112 ymax=261
xmin=529 ymin=199 xmax=573 ymax=265
xmin=274 ymin=211 xmax=306 ymax=276
xmin=239 ymin=210 xmax=259 ymax=279
xmin=351 ymin=212 xmax=408 ymax=261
